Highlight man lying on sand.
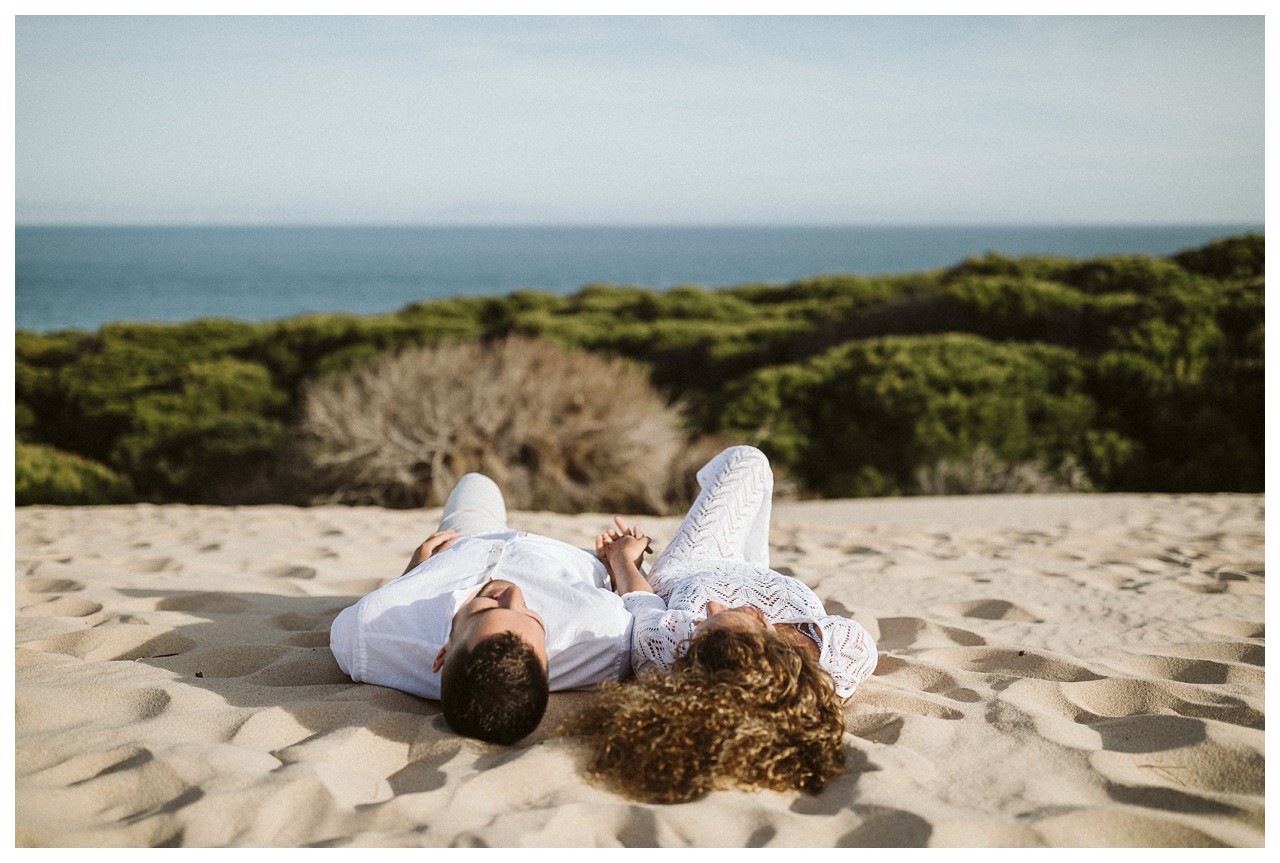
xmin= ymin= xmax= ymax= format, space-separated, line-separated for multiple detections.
xmin=329 ymin=472 xmax=634 ymax=745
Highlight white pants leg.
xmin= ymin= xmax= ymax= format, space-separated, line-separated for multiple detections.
xmin=436 ymin=473 xmax=508 ymax=536
xmin=651 ymin=445 xmax=774 ymax=589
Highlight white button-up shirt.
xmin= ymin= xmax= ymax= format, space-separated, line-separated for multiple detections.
xmin=330 ymin=530 xmax=633 ymax=700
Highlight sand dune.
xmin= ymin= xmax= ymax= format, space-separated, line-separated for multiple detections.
xmin=14 ymin=494 xmax=1264 ymax=847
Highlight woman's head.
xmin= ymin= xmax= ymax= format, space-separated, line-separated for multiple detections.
xmin=566 ymin=627 xmax=846 ymax=803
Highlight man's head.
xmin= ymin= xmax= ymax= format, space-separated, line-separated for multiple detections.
xmin=433 ymin=580 xmax=549 ymax=745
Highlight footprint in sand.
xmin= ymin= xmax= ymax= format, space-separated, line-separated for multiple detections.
xmin=265 ymin=564 xmax=318 ymax=580
xmin=269 ymin=611 xmax=340 ymax=632
xmin=1089 ymin=722 xmax=1265 ymax=807
xmin=835 ymin=806 xmax=933 ymax=847
xmin=850 ymin=681 xmax=966 ymax=724
xmin=845 ymin=711 xmax=906 ymax=744
xmin=248 ymin=650 xmax=352 ymax=687
xmin=1089 ymin=713 xmax=1207 ymax=753
xmin=283 ymin=631 xmax=333 ymax=648
xmin=933 ymin=598 xmax=1044 ymax=623
xmin=122 ymin=557 xmax=184 ymax=574
xmin=874 ymin=617 xmax=986 ymax=650
xmin=870 ymin=655 xmax=981 ymax=702
xmin=156 ymin=593 xmax=250 ymax=615
xmin=178 ymin=645 xmax=296 ymax=679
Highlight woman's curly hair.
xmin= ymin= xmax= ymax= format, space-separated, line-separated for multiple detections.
xmin=564 ymin=627 xmax=846 ymax=803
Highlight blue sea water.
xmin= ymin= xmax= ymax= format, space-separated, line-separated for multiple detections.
xmin=14 ymin=224 xmax=1262 ymax=333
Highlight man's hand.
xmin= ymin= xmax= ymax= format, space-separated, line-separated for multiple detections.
xmin=402 ymin=529 xmax=461 ymax=575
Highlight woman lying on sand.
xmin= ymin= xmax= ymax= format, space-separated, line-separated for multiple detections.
xmin=569 ymin=445 xmax=878 ymax=803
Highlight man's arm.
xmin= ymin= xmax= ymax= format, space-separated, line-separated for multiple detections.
xmin=402 ymin=529 xmax=461 ymax=575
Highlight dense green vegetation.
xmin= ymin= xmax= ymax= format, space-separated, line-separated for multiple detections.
xmin=15 ymin=233 xmax=1263 ymax=507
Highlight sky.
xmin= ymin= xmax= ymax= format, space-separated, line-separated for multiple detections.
xmin=12 ymin=11 xmax=1267 ymax=226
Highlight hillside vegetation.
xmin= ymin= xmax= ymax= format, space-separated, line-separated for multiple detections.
xmin=15 ymin=233 xmax=1263 ymax=510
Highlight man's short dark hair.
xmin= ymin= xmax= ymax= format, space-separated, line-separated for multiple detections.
xmin=440 ymin=631 xmax=549 ymax=745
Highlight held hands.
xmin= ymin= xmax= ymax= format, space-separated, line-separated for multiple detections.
xmin=596 ymin=515 xmax=652 ymax=568
xmin=595 ymin=516 xmax=655 ymax=593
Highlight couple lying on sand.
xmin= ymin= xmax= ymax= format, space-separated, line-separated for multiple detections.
xmin=330 ymin=446 xmax=878 ymax=802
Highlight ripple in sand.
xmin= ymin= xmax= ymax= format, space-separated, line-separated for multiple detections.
xmin=21 ymin=596 xmax=103 ymax=618
xmin=1059 ymin=677 xmax=1264 ymax=731
xmin=181 ymin=645 xmax=296 ymax=679
xmin=1151 ymin=641 xmax=1264 ymax=667
xmin=914 ymin=646 xmax=1103 ymax=683
xmin=869 ymin=655 xmax=980 ymax=702
xmin=1031 ymin=807 xmax=1228 ymax=847
xmin=1104 ymin=652 xmax=1264 ymax=687
xmin=22 ymin=578 xmax=85 ymax=594
xmin=23 ymin=627 xmax=196 ymax=662
xmin=1192 ymin=618 xmax=1264 ymax=639
xmin=17 ymin=684 xmax=171 ymax=729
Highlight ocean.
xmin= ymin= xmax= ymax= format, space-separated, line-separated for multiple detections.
xmin=14 ymin=224 xmax=1262 ymax=333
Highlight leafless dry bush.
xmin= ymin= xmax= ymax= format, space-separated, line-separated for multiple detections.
xmin=294 ymin=337 xmax=695 ymax=513
xmin=914 ymin=445 xmax=1092 ymax=495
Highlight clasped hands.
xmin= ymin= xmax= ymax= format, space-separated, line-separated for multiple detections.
xmin=595 ymin=515 xmax=655 ymax=593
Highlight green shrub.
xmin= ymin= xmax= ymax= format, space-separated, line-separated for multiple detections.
xmin=110 ymin=358 xmax=289 ymax=498
xmin=1173 ymin=233 xmax=1264 ymax=280
xmin=16 ymin=442 xmax=134 ymax=505
xmin=1056 ymin=255 xmax=1192 ymax=296
xmin=714 ymin=334 xmax=1098 ymax=497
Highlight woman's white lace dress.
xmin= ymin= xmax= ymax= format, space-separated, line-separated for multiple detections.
xmin=621 ymin=446 xmax=878 ymax=697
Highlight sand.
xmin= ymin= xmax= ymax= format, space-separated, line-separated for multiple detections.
xmin=13 ymin=494 xmax=1265 ymax=847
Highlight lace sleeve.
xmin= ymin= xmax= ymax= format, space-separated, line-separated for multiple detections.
xmin=816 ymin=615 xmax=879 ymax=698
xmin=621 ymin=592 xmax=698 ymax=678
xmin=653 ymin=446 xmax=774 ymax=579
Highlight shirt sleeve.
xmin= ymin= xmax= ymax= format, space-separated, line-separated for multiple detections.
xmin=815 ymin=615 xmax=879 ymax=698
xmin=621 ymin=591 xmax=698 ymax=678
